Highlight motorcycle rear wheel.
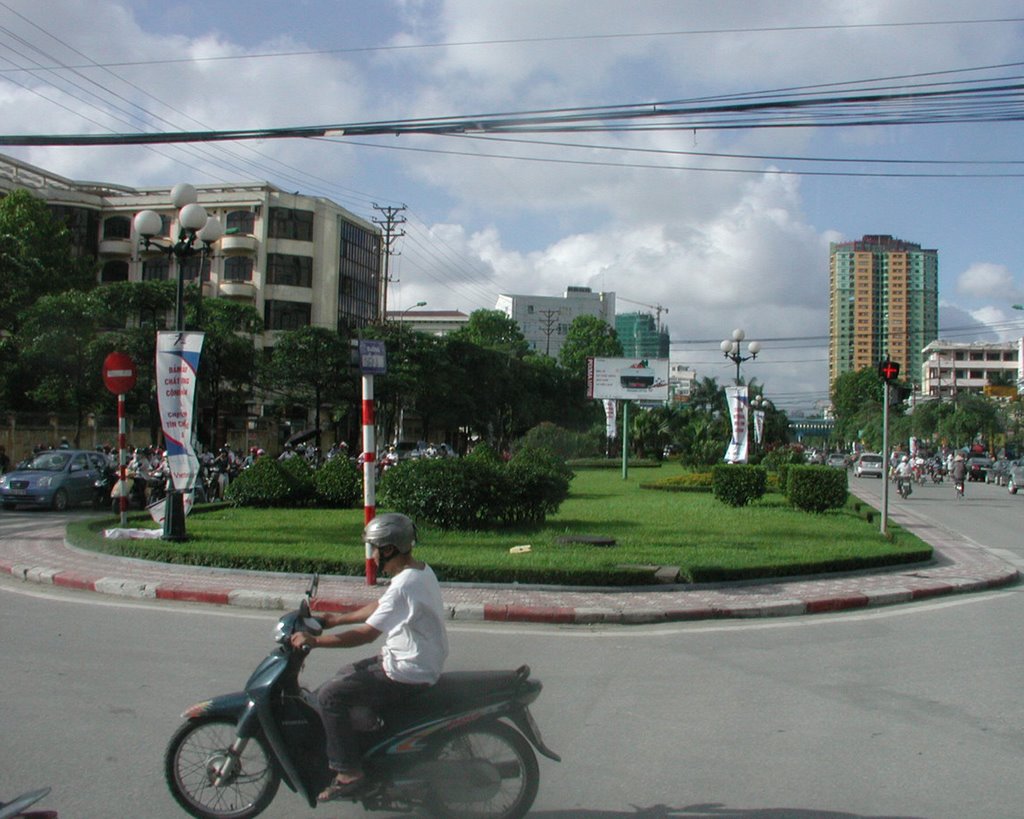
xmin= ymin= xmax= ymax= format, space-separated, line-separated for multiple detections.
xmin=425 ymin=720 xmax=540 ymax=819
xmin=165 ymin=717 xmax=280 ymax=819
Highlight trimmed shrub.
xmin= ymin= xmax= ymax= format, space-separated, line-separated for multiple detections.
xmin=464 ymin=441 xmax=503 ymax=465
xmin=762 ymin=445 xmax=806 ymax=472
xmin=378 ymin=448 xmax=573 ymax=529
xmin=314 ymin=456 xmax=362 ymax=508
xmin=517 ymin=422 xmax=601 ymax=460
xmin=712 ymin=464 xmax=767 ymax=507
xmin=278 ymin=455 xmax=316 ymax=504
xmin=225 ymin=457 xmax=310 ymax=508
xmin=640 ymin=470 xmax=714 ymax=492
xmin=787 ymin=465 xmax=848 ymax=512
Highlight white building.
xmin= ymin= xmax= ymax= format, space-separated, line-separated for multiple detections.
xmin=920 ymin=339 xmax=1023 ymax=398
xmin=494 ymin=286 xmax=616 ymax=359
xmin=668 ymin=364 xmax=696 ymax=404
xmin=384 ymin=309 xmax=469 ymax=336
xmin=0 ymin=153 xmax=382 ymax=343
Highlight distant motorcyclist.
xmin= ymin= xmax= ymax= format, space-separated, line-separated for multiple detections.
xmin=895 ymin=456 xmax=913 ymax=498
xmin=951 ymin=454 xmax=967 ymax=496
xmin=289 ymin=513 xmax=449 ymax=802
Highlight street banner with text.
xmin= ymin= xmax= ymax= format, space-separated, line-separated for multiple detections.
xmin=724 ymin=385 xmax=749 ymax=463
xmin=156 ymin=331 xmax=204 ymax=492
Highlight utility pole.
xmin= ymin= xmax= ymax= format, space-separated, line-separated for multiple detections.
xmin=372 ymin=204 xmax=406 ymax=322
xmin=538 ymin=309 xmax=561 ymax=356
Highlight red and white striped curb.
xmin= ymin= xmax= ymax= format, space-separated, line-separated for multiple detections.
xmin=2 ymin=554 xmax=1016 ymax=625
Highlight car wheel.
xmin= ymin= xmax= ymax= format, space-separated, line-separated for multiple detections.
xmin=51 ymin=489 xmax=69 ymax=512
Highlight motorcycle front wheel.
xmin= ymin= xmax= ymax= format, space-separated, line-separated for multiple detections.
xmin=425 ymin=720 xmax=540 ymax=819
xmin=165 ymin=717 xmax=280 ymax=819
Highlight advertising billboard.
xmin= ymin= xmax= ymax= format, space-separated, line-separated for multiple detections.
xmin=586 ymin=357 xmax=670 ymax=400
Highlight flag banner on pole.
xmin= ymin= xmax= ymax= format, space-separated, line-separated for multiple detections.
xmin=753 ymin=409 xmax=765 ymax=445
xmin=156 ymin=331 xmax=204 ymax=492
xmin=724 ymin=386 xmax=749 ymax=463
xmin=604 ymin=399 xmax=618 ymax=439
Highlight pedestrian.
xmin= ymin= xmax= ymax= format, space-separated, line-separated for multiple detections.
xmin=0 ymin=445 xmax=9 ymax=474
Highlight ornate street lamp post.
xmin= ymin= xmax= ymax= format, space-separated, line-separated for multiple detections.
xmin=720 ymin=328 xmax=761 ymax=385
xmin=134 ymin=183 xmax=222 ymax=541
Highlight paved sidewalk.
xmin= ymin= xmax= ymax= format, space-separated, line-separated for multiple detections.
xmin=0 ymin=494 xmax=1018 ymax=625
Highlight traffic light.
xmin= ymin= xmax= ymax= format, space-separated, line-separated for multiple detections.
xmin=878 ymin=359 xmax=900 ymax=383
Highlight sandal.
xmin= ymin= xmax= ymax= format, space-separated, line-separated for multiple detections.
xmin=317 ymin=774 xmax=365 ymax=802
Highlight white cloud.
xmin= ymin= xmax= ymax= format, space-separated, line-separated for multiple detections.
xmin=956 ymin=263 xmax=1017 ymax=299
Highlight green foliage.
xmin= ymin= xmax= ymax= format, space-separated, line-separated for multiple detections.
xmin=640 ymin=471 xmax=714 ymax=491
xmin=465 ymin=441 xmax=503 ymax=464
xmin=278 ymin=455 xmax=316 ymax=502
xmin=787 ymin=465 xmax=849 ymax=512
xmin=224 ymin=457 xmax=312 ymax=507
xmin=558 ymin=314 xmax=624 ymax=381
xmin=517 ymin=422 xmax=601 ymax=459
xmin=761 ymin=444 xmax=807 ymax=471
xmin=379 ymin=448 xmax=573 ymax=529
xmin=313 ymin=456 xmax=362 ymax=508
xmin=712 ymin=464 xmax=768 ymax=507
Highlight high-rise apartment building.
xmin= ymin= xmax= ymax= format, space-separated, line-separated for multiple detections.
xmin=828 ymin=234 xmax=938 ymax=391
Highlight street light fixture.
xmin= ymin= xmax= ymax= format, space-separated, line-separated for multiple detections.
xmin=720 ymin=328 xmax=761 ymax=384
xmin=134 ymin=183 xmax=223 ymax=541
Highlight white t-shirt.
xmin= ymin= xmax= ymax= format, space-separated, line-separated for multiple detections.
xmin=366 ymin=564 xmax=449 ymax=685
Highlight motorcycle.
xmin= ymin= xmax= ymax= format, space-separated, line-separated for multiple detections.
xmin=164 ymin=575 xmax=560 ymax=819
xmin=896 ymin=475 xmax=912 ymax=499
xmin=0 ymin=785 xmax=57 ymax=818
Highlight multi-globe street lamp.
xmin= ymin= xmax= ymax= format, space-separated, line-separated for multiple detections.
xmin=720 ymin=328 xmax=761 ymax=385
xmin=133 ymin=184 xmax=223 ymax=541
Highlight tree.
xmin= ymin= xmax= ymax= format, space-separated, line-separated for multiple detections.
xmin=450 ymin=309 xmax=530 ymax=358
xmin=0 ymin=189 xmax=95 ymax=336
xmin=558 ymin=314 xmax=623 ymax=382
xmin=188 ymin=295 xmax=263 ymax=449
xmin=831 ymin=367 xmax=886 ymax=445
xmin=264 ymin=326 xmax=354 ymax=452
xmin=16 ymin=291 xmax=112 ymax=445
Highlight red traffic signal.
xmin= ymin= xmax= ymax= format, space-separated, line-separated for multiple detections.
xmin=878 ymin=359 xmax=901 ymax=383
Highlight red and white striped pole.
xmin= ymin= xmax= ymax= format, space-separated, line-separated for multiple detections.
xmin=362 ymin=373 xmax=377 ymax=585
xmin=117 ymin=393 xmax=128 ymax=527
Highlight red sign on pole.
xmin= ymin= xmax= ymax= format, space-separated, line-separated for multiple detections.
xmin=103 ymin=351 xmax=137 ymax=395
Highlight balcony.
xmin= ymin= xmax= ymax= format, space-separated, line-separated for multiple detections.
xmin=99 ymin=237 xmax=133 ymax=256
xmin=219 ymin=233 xmax=258 ymax=253
xmin=218 ymin=280 xmax=256 ymax=299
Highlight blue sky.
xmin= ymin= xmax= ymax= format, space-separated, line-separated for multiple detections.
xmin=2 ymin=0 xmax=1023 ymax=413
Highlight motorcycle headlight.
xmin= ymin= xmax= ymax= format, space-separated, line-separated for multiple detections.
xmin=273 ymin=620 xmax=289 ymax=645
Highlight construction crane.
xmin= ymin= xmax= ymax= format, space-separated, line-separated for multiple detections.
xmin=618 ymin=297 xmax=669 ymax=332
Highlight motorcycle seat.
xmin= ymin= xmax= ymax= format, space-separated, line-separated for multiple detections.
xmin=386 ymin=666 xmax=532 ymax=721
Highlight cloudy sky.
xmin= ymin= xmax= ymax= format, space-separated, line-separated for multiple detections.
xmin=2 ymin=0 xmax=1024 ymax=413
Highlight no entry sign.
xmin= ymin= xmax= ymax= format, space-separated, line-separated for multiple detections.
xmin=103 ymin=351 xmax=137 ymax=394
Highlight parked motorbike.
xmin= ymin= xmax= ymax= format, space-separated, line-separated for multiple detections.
xmin=0 ymin=786 xmax=57 ymax=818
xmin=164 ymin=575 xmax=559 ymax=819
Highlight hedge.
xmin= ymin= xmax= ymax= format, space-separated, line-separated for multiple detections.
xmin=786 ymin=464 xmax=848 ymax=512
xmin=712 ymin=464 xmax=767 ymax=507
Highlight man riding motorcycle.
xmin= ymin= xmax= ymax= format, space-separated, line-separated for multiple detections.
xmin=289 ymin=513 xmax=449 ymax=803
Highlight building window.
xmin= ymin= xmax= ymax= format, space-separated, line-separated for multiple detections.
xmin=223 ymin=256 xmax=253 ymax=282
xmin=180 ymin=255 xmax=211 ymax=282
xmin=268 ymin=207 xmax=314 ymax=241
xmin=101 ymin=260 xmax=128 ymax=282
xmin=266 ymin=253 xmax=313 ymax=287
xmin=226 ymin=210 xmax=255 ymax=235
xmin=337 ymin=217 xmax=380 ymax=331
xmin=142 ymin=257 xmax=169 ymax=281
xmin=265 ymin=299 xmax=311 ymax=330
xmin=103 ymin=216 xmax=131 ymax=239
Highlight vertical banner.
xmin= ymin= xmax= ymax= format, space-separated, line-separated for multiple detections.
xmin=753 ymin=409 xmax=765 ymax=446
xmin=603 ymin=399 xmax=618 ymax=439
xmin=156 ymin=331 xmax=204 ymax=492
xmin=724 ymin=386 xmax=749 ymax=463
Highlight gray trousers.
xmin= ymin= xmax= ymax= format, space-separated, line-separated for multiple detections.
xmin=316 ymin=656 xmax=427 ymax=772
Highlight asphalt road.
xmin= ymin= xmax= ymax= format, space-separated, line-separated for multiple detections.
xmin=2 ymin=504 xmax=1024 ymax=818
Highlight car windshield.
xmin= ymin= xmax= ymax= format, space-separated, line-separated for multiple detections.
xmin=26 ymin=452 xmax=71 ymax=471
xmin=861 ymin=456 xmax=882 ymax=464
